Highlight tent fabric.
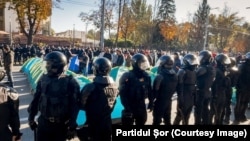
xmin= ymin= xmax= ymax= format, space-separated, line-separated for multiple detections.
xmin=68 ymin=56 xmax=79 ymax=73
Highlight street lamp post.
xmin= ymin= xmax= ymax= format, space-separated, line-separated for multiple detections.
xmin=73 ymin=24 xmax=75 ymax=47
xmin=9 ymin=1 xmax=13 ymax=46
xmin=100 ymin=0 xmax=105 ymax=49
xmin=85 ymin=22 xmax=88 ymax=47
xmin=203 ymin=7 xmax=219 ymax=50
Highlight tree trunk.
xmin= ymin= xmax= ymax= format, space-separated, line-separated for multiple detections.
xmin=115 ymin=0 xmax=122 ymax=48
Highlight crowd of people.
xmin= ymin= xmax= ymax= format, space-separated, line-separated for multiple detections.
xmin=1 ymin=43 xmax=250 ymax=141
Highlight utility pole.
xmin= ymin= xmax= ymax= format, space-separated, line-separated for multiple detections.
xmin=9 ymin=0 xmax=12 ymax=46
xmin=115 ymin=0 xmax=122 ymax=48
xmin=100 ymin=0 xmax=105 ymax=49
xmin=203 ymin=7 xmax=218 ymax=50
xmin=73 ymin=24 xmax=75 ymax=47
xmin=85 ymin=22 xmax=88 ymax=47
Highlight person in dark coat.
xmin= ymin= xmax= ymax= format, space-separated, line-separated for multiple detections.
xmin=152 ymin=55 xmax=178 ymax=125
xmin=115 ymin=49 xmax=125 ymax=67
xmin=2 ymin=44 xmax=15 ymax=88
xmin=194 ymin=50 xmax=216 ymax=125
xmin=223 ymin=57 xmax=239 ymax=124
xmin=173 ymin=52 xmax=182 ymax=73
xmin=79 ymin=57 xmax=118 ymax=141
xmin=0 ymin=70 xmax=22 ymax=141
xmin=233 ymin=52 xmax=250 ymax=124
xmin=210 ymin=53 xmax=231 ymax=125
xmin=173 ymin=53 xmax=199 ymax=125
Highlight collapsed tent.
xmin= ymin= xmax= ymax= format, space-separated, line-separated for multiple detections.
xmin=20 ymin=57 xmax=126 ymax=126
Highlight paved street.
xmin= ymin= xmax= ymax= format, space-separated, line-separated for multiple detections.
xmin=4 ymin=65 xmax=250 ymax=141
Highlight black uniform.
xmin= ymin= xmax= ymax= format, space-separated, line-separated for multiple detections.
xmin=223 ymin=57 xmax=239 ymax=124
xmin=195 ymin=50 xmax=216 ymax=125
xmin=152 ymin=55 xmax=178 ymax=125
xmin=119 ymin=53 xmax=152 ymax=125
xmin=210 ymin=53 xmax=231 ymax=125
xmin=28 ymin=51 xmax=80 ymax=141
xmin=79 ymin=77 xmax=118 ymax=141
xmin=0 ymin=81 xmax=22 ymax=141
xmin=79 ymin=57 xmax=118 ymax=141
xmin=173 ymin=54 xmax=198 ymax=125
xmin=234 ymin=52 xmax=250 ymax=124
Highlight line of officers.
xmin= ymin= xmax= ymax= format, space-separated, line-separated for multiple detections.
xmin=2 ymin=50 xmax=250 ymax=141
xmin=119 ymin=50 xmax=250 ymax=126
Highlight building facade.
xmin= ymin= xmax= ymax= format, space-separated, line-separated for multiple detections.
xmin=55 ymin=30 xmax=99 ymax=47
xmin=0 ymin=2 xmax=18 ymax=33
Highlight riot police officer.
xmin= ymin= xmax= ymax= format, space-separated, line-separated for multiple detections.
xmin=195 ymin=50 xmax=216 ymax=125
xmin=210 ymin=53 xmax=231 ymax=125
xmin=173 ymin=53 xmax=198 ymax=125
xmin=152 ymin=55 xmax=178 ymax=125
xmin=119 ymin=53 xmax=152 ymax=125
xmin=234 ymin=52 xmax=250 ymax=124
xmin=0 ymin=71 xmax=22 ymax=141
xmin=28 ymin=51 xmax=80 ymax=141
xmin=223 ymin=57 xmax=239 ymax=124
xmin=79 ymin=57 xmax=118 ymax=141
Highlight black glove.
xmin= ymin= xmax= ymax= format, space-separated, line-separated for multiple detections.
xmin=28 ymin=120 xmax=37 ymax=131
xmin=147 ymin=101 xmax=154 ymax=112
xmin=14 ymin=132 xmax=23 ymax=141
xmin=66 ymin=127 xmax=76 ymax=140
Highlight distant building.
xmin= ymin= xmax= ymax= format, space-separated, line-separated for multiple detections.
xmin=55 ymin=30 xmax=99 ymax=47
xmin=0 ymin=2 xmax=18 ymax=33
xmin=0 ymin=2 xmax=49 ymax=34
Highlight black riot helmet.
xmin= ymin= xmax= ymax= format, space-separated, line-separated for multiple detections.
xmin=156 ymin=55 xmax=174 ymax=71
xmin=0 ymin=70 xmax=5 ymax=82
xmin=198 ymin=50 xmax=213 ymax=65
xmin=44 ymin=51 xmax=67 ymax=76
xmin=182 ymin=54 xmax=199 ymax=70
xmin=92 ymin=57 xmax=112 ymax=76
xmin=215 ymin=53 xmax=231 ymax=68
xmin=131 ymin=53 xmax=150 ymax=71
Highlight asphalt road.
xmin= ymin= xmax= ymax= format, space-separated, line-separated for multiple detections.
xmin=5 ymin=65 xmax=250 ymax=141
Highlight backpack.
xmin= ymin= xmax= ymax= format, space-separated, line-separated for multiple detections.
xmin=38 ymin=74 xmax=73 ymax=119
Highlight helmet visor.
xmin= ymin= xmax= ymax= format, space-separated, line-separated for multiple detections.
xmin=139 ymin=61 xmax=150 ymax=70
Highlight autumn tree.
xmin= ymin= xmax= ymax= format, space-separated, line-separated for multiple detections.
xmin=153 ymin=0 xmax=176 ymax=49
xmin=119 ymin=3 xmax=135 ymax=47
xmin=79 ymin=0 xmax=116 ymax=39
xmin=176 ymin=22 xmax=192 ymax=50
xmin=130 ymin=0 xmax=153 ymax=46
xmin=192 ymin=0 xmax=210 ymax=51
xmin=210 ymin=5 xmax=243 ymax=52
xmin=3 ymin=0 xmax=55 ymax=45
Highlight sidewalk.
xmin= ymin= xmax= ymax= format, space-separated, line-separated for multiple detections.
xmin=8 ymin=65 xmax=80 ymax=141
